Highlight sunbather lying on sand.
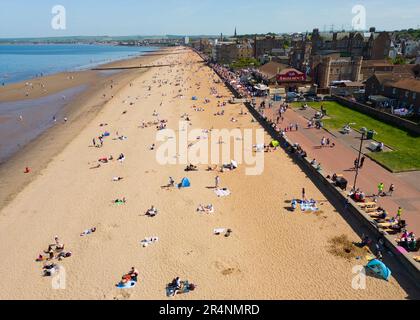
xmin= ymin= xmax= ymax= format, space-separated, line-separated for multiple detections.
xmin=43 ymin=263 xmax=59 ymax=277
xmin=185 ymin=164 xmax=198 ymax=172
xmin=121 ymin=267 xmax=139 ymax=284
xmin=117 ymin=154 xmax=125 ymax=162
xmin=114 ymin=198 xmax=126 ymax=204
xmin=146 ymin=206 xmax=158 ymax=217
xmin=197 ymin=204 xmax=214 ymax=214
xmin=81 ymin=227 xmax=97 ymax=236
xmin=166 ymin=277 xmax=196 ymax=297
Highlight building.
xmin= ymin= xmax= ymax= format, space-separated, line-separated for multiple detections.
xmin=310 ymin=54 xmax=363 ymax=89
xmin=361 ymin=60 xmax=420 ymax=81
xmin=289 ymin=35 xmax=312 ymax=72
xmin=365 ymin=73 xmax=420 ymax=113
xmin=402 ymin=40 xmax=420 ymax=58
xmin=253 ymin=36 xmax=285 ymax=59
xmin=311 ymin=27 xmax=391 ymax=60
xmin=254 ymin=61 xmax=312 ymax=92
xmin=212 ymin=41 xmax=253 ymax=64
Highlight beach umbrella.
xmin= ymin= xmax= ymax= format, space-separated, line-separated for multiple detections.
xmin=366 ymin=259 xmax=391 ymax=281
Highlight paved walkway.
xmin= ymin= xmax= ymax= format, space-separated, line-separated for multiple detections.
xmin=262 ymin=101 xmax=420 ymax=236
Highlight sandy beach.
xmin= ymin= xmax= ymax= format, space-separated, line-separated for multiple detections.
xmin=0 ymin=47 xmax=418 ymax=300
xmin=0 ymin=51 xmax=164 ymax=211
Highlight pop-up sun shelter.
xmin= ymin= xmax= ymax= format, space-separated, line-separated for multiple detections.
xmin=271 ymin=140 xmax=280 ymax=148
xmin=179 ymin=177 xmax=191 ymax=188
xmin=366 ymin=259 xmax=391 ymax=281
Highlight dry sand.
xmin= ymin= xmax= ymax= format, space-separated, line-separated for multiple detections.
xmin=0 ymin=48 xmax=416 ymax=300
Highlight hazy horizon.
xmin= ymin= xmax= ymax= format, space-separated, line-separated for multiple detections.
xmin=0 ymin=0 xmax=419 ymax=38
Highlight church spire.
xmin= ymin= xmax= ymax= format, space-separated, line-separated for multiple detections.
xmin=234 ymin=27 xmax=237 ymax=37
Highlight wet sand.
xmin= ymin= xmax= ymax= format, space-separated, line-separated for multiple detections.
xmin=0 ymin=48 xmax=417 ymax=300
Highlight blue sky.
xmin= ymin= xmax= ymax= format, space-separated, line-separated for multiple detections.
xmin=0 ymin=0 xmax=419 ymax=38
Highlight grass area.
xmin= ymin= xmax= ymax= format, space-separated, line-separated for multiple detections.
xmin=291 ymin=101 xmax=420 ymax=172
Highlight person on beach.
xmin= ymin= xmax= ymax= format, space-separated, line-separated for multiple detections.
xmin=146 ymin=206 xmax=158 ymax=217
xmin=215 ymin=176 xmax=220 ymax=189
xmin=302 ymin=188 xmax=306 ymax=200
xmin=121 ymin=267 xmax=139 ymax=284
xmin=81 ymin=227 xmax=96 ymax=236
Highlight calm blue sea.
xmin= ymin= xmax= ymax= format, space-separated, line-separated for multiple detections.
xmin=0 ymin=44 xmax=157 ymax=84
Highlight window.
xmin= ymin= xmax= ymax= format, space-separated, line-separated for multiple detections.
xmin=392 ymin=88 xmax=396 ymax=95
xmin=414 ymin=92 xmax=417 ymax=99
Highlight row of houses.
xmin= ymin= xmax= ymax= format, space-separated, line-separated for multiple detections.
xmin=190 ymin=27 xmax=420 ymax=114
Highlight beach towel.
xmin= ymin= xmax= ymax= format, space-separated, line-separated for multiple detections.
xmin=299 ymin=201 xmax=319 ymax=212
xmin=166 ymin=281 xmax=191 ymax=297
xmin=215 ymin=189 xmax=231 ymax=197
xmin=396 ymin=246 xmax=408 ymax=254
xmin=254 ymin=144 xmax=264 ymax=153
xmin=116 ymin=281 xmax=137 ymax=289
xmin=214 ymin=228 xmax=226 ymax=235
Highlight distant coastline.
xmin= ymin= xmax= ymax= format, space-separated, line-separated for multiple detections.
xmin=0 ymin=43 xmax=159 ymax=85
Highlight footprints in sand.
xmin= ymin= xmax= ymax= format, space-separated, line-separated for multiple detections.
xmin=213 ymin=261 xmax=241 ymax=277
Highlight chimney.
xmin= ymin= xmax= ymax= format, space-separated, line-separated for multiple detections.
xmin=369 ymin=27 xmax=376 ymax=33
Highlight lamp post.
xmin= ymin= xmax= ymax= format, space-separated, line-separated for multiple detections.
xmin=353 ymin=131 xmax=366 ymax=191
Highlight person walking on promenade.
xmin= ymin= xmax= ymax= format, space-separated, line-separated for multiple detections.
xmin=377 ymin=182 xmax=384 ymax=196
xmin=302 ymin=188 xmax=306 ymax=200
xmin=359 ymin=156 xmax=366 ymax=169
xmin=354 ymin=158 xmax=359 ymax=170
xmin=397 ymin=207 xmax=403 ymax=220
xmin=388 ymin=184 xmax=395 ymax=196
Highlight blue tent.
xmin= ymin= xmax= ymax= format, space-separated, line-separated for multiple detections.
xmin=179 ymin=178 xmax=191 ymax=188
xmin=192 ymin=96 xmax=198 ymax=101
xmin=366 ymin=259 xmax=391 ymax=281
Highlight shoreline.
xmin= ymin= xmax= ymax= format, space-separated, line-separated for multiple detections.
xmin=0 ymin=49 xmax=167 ymax=212
xmin=0 ymin=44 xmax=160 ymax=87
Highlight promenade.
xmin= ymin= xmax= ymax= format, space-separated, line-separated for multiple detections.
xmin=263 ymin=103 xmax=420 ymax=236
